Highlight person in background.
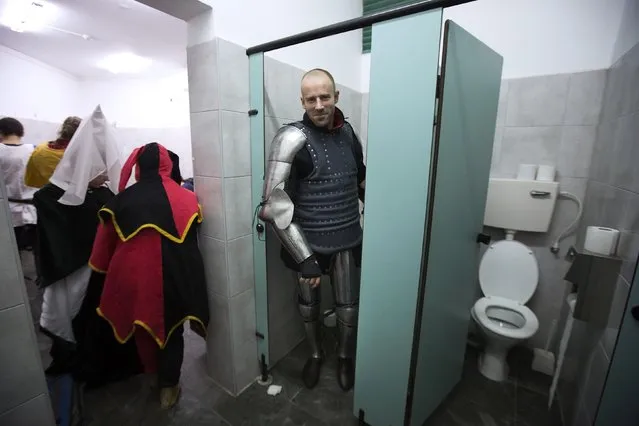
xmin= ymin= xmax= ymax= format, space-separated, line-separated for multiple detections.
xmin=166 ymin=151 xmax=195 ymax=193
xmin=25 ymin=116 xmax=82 ymax=188
xmin=90 ymin=142 xmax=209 ymax=409
xmin=0 ymin=117 xmax=42 ymax=323
xmin=0 ymin=117 xmax=38 ymax=251
xmin=36 ymin=108 xmax=141 ymax=387
xmin=182 ymin=177 xmax=194 ymax=192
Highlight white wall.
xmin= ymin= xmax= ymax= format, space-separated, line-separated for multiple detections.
xmin=201 ymin=0 xmax=363 ymax=91
xmin=360 ymin=0 xmax=627 ymax=89
xmin=0 ymin=44 xmax=193 ymax=176
xmin=0 ymin=45 xmax=79 ymax=122
xmin=0 ymin=45 xmax=190 ymax=128
xmin=77 ymin=72 xmax=190 ymax=128
xmin=612 ymin=0 xmax=639 ymax=62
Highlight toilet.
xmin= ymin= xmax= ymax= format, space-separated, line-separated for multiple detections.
xmin=471 ymin=178 xmax=560 ymax=382
xmin=471 ymin=237 xmax=539 ymax=381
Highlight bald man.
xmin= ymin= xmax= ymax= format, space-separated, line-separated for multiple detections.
xmin=258 ymin=68 xmax=366 ymax=391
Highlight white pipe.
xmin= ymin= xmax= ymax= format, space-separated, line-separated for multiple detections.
xmin=550 ymin=191 xmax=583 ymax=254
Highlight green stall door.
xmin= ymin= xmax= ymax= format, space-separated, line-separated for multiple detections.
xmin=407 ymin=20 xmax=503 ymax=426
xmin=353 ymin=9 xmax=443 ymax=426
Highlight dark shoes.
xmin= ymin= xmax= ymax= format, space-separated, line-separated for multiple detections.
xmin=337 ymin=357 xmax=355 ymax=391
xmin=302 ymin=357 xmax=323 ymax=389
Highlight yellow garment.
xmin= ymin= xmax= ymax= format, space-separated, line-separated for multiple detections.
xmin=24 ymin=143 xmax=66 ymax=189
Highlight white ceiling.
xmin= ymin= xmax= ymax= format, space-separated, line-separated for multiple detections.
xmin=0 ymin=0 xmax=187 ymax=79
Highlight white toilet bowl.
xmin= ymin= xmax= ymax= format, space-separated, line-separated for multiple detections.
xmin=471 ymin=240 xmax=540 ymax=382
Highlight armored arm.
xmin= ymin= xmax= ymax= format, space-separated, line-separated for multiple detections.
xmin=258 ymin=126 xmax=315 ymax=265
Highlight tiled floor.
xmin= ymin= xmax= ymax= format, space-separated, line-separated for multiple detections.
xmin=78 ymin=331 xmax=562 ymax=426
xmin=24 ymin=253 xmax=562 ymax=426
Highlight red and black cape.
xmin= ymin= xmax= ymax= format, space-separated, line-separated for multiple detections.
xmin=90 ymin=142 xmax=209 ymax=349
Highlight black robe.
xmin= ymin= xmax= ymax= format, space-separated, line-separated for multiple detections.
xmin=33 ymin=184 xmax=142 ymax=387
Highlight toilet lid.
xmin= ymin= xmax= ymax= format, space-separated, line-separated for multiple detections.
xmin=479 ymin=240 xmax=539 ymax=304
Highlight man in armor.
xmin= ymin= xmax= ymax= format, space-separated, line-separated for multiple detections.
xmin=259 ymin=68 xmax=366 ymax=391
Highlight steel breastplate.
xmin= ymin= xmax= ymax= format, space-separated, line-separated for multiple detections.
xmin=290 ymin=122 xmax=362 ymax=254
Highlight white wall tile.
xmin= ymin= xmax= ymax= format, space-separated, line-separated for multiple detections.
xmin=205 ymin=293 xmax=234 ymax=392
xmin=191 ymin=110 xmax=222 ymax=178
xmin=496 ymin=80 xmax=510 ymax=127
xmin=187 ymin=39 xmax=219 ymax=113
xmin=0 ymin=305 xmax=48 ymax=414
xmin=0 ymin=201 xmax=22 ymax=311
xmin=221 ymin=111 xmax=251 ymax=177
xmin=195 ymin=176 xmax=225 ymax=239
xmin=223 ymin=176 xmax=252 ymax=240
xmin=199 ymin=234 xmax=229 ymax=298
xmin=227 ymin=234 xmax=254 ymax=297
xmin=229 ymin=289 xmax=258 ymax=393
xmin=506 ymin=74 xmax=570 ymax=126
xmin=498 ymin=126 xmax=562 ymax=177
xmin=217 ymin=39 xmax=249 ymax=113
xmin=610 ymin=112 xmax=639 ymax=192
xmin=0 ymin=394 xmax=55 ymax=426
xmin=601 ymin=274 xmax=630 ymax=357
xmin=558 ymin=126 xmax=597 ymax=178
xmin=564 ymin=70 xmax=607 ymax=126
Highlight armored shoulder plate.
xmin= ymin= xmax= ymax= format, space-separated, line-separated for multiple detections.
xmin=268 ymin=125 xmax=307 ymax=163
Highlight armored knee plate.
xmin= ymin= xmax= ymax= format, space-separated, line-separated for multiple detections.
xmin=335 ymin=304 xmax=358 ymax=328
xmin=298 ymin=299 xmax=320 ymax=322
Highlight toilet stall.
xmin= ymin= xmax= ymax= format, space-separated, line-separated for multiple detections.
xmin=247 ymin=1 xmax=503 ymax=425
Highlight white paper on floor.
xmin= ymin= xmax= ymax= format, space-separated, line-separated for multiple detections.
xmin=267 ymin=385 xmax=282 ymax=396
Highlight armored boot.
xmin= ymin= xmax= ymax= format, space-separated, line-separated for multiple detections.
xmin=331 ymin=251 xmax=360 ymax=392
xmin=299 ymin=298 xmax=323 ymax=389
xmin=335 ymin=304 xmax=357 ymax=391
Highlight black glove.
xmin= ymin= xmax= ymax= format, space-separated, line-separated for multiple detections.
xmin=300 ymin=255 xmax=322 ymax=278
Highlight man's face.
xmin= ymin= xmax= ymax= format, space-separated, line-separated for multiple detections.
xmin=300 ymin=73 xmax=339 ymax=128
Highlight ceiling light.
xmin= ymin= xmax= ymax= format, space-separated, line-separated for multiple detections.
xmin=97 ymin=52 xmax=153 ymax=75
xmin=1 ymin=0 xmax=56 ymax=33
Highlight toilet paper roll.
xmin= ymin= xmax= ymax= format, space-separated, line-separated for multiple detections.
xmin=517 ymin=164 xmax=537 ymax=180
xmin=536 ymin=165 xmax=556 ymax=182
xmin=584 ymin=226 xmax=620 ymax=256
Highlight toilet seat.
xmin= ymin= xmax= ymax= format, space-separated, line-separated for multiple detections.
xmin=473 ymin=296 xmax=539 ymax=339
xmin=479 ymin=240 xmax=539 ymax=304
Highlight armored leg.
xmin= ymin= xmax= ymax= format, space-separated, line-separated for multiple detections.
xmin=330 ymin=250 xmax=360 ymax=391
xmin=297 ymin=274 xmax=323 ymax=389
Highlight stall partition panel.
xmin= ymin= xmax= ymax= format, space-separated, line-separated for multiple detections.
xmin=406 ymin=20 xmax=503 ymax=426
xmin=353 ymin=9 xmax=443 ymax=426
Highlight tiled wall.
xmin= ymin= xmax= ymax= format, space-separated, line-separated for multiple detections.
xmin=0 ymin=174 xmax=55 ymax=425
xmin=187 ymin=37 xmax=258 ymax=395
xmin=561 ymin=41 xmax=639 ymax=426
xmin=487 ymin=70 xmax=607 ymax=350
xmin=262 ymin=56 xmax=365 ymax=366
